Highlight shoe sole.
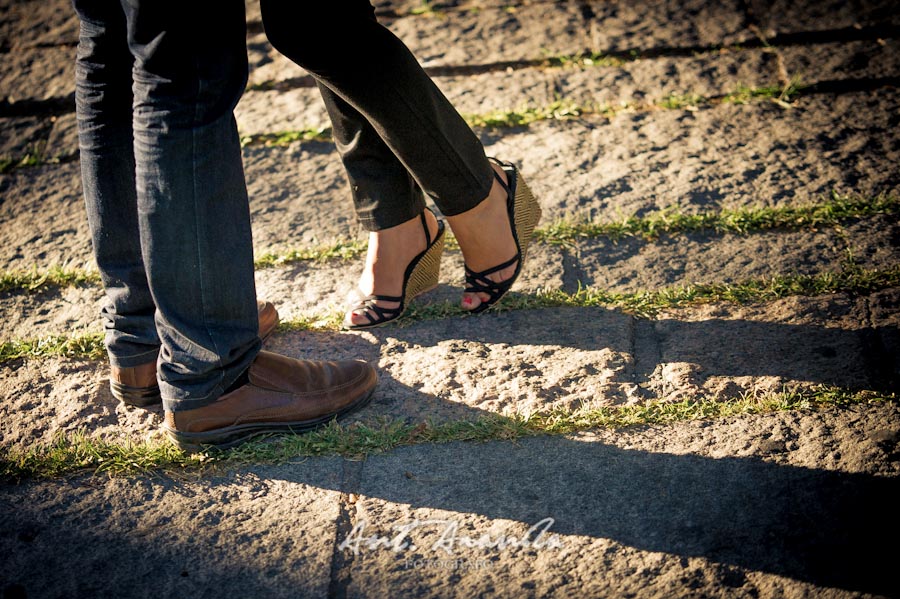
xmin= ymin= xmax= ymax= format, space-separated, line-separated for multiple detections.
xmin=110 ymin=381 xmax=161 ymax=407
xmin=162 ymin=386 xmax=377 ymax=453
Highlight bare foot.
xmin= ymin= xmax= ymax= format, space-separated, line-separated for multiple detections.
xmin=345 ymin=210 xmax=440 ymax=327
xmin=445 ymin=162 xmax=516 ymax=311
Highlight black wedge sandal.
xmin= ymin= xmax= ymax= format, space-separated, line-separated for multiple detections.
xmin=463 ymin=158 xmax=542 ymax=314
xmin=343 ymin=209 xmax=446 ymax=330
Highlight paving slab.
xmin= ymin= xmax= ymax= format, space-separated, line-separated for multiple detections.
xmin=7 ymin=289 xmax=895 ymax=448
xmin=0 ymin=356 xmax=157 ymax=447
xmin=747 ymin=0 xmax=900 ymax=37
xmin=550 ymin=48 xmax=781 ymax=106
xmin=242 ymin=142 xmax=359 ymax=249
xmin=2 ymin=216 xmax=892 ymax=344
xmin=570 ymin=227 xmax=851 ymax=293
xmin=0 ymin=161 xmax=91 ymax=271
xmin=392 ymin=3 xmax=594 ymax=66
xmin=340 ymin=403 xmax=900 ymax=598
xmin=583 ymin=0 xmax=750 ymax=53
xmin=42 ymin=110 xmax=78 ymax=161
xmin=646 ymin=291 xmax=894 ymax=400
xmin=779 ymin=38 xmax=900 ymax=83
xmin=236 ymin=48 xmax=782 ymax=137
xmin=0 ymin=284 xmax=104 ymax=342
xmin=840 ymin=213 xmax=900 ymax=272
xmin=2 ymin=394 xmax=896 ymax=598
xmin=866 ymin=288 xmax=900 ymax=390
xmin=0 ymin=462 xmax=345 ymax=599
xmin=246 ymin=3 xmax=593 ymax=86
xmin=240 ymin=90 xmax=900 ymax=255
xmin=0 ymin=44 xmax=74 ymax=105
xmin=0 ymin=0 xmax=78 ymax=52
xmin=0 ymin=116 xmax=52 ymax=159
xmin=268 ymin=305 xmax=640 ymax=424
xmin=494 ymin=89 xmax=900 ymax=221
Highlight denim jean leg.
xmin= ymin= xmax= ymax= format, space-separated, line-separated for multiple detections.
xmin=123 ymin=0 xmax=260 ymax=411
xmin=73 ymin=0 xmax=160 ymax=368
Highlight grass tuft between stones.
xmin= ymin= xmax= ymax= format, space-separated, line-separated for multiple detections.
xmin=0 ymin=265 xmax=102 ymax=293
xmin=1 ymin=387 xmax=892 ymax=480
xmin=238 ymin=83 xmax=809 ymax=150
xmin=2 ymin=265 xmax=898 ymax=363
xmin=2 ymin=192 xmax=896 ymax=294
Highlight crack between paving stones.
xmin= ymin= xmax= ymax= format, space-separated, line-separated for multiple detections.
xmin=559 ymin=245 xmax=587 ymax=294
xmin=632 ymin=317 xmax=662 ymax=400
xmin=327 ymin=458 xmax=364 ymax=599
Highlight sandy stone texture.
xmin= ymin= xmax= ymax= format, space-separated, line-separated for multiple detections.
xmin=0 ymin=0 xmax=899 ymax=597
xmin=0 ymin=463 xmax=345 ymax=598
xmin=337 ymin=402 xmax=900 ymax=598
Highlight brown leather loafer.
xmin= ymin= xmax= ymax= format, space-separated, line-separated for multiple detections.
xmin=161 ymin=350 xmax=378 ymax=451
xmin=110 ymin=300 xmax=280 ymax=407
xmin=256 ymin=299 xmax=279 ymax=343
xmin=109 ymin=360 xmax=160 ymax=407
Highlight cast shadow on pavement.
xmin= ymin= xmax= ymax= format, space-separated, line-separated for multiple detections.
xmin=355 ymin=304 xmax=900 ymax=396
xmin=266 ymin=304 xmax=899 ymax=597
xmin=6 ymin=301 xmax=897 ymax=597
xmin=279 ymin=423 xmax=900 ymax=597
xmin=2 ymin=372 xmax=898 ymax=597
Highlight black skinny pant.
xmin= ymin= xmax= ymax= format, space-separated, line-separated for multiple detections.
xmin=260 ymin=0 xmax=495 ymax=231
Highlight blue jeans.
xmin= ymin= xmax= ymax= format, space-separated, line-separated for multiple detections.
xmin=73 ymin=0 xmax=260 ymax=411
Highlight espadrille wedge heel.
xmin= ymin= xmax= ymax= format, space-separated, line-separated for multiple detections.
xmin=343 ymin=209 xmax=445 ymax=330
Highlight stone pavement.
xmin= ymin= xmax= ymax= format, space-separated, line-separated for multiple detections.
xmin=1 ymin=0 xmax=899 ymax=597
xmin=2 ymin=403 xmax=899 ymax=598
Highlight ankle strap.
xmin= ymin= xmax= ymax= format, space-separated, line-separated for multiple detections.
xmin=488 ymin=157 xmax=512 ymax=196
xmin=420 ymin=210 xmax=432 ymax=245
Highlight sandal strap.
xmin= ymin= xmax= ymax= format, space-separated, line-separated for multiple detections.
xmin=466 ymin=253 xmax=519 ymax=279
xmin=366 ymin=293 xmax=403 ymax=302
xmin=491 ymin=167 xmax=511 ymax=197
xmin=464 ymin=253 xmax=520 ymax=295
xmin=420 ymin=210 xmax=432 ymax=246
xmin=349 ymin=293 xmax=403 ymax=325
xmin=487 ymin=157 xmax=513 ymax=195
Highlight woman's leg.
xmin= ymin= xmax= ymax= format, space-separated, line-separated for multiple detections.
xmin=317 ymin=82 xmax=441 ymax=325
xmin=261 ymin=0 xmax=521 ymax=312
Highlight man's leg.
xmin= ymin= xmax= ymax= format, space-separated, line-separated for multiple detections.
xmin=74 ymin=0 xmax=378 ymax=450
xmin=121 ymin=0 xmax=260 ymax=411
xmin=123 ymin=0 xmax=378 ymax=448
xmin=74 ymin=0 xmax=160 ymax=384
